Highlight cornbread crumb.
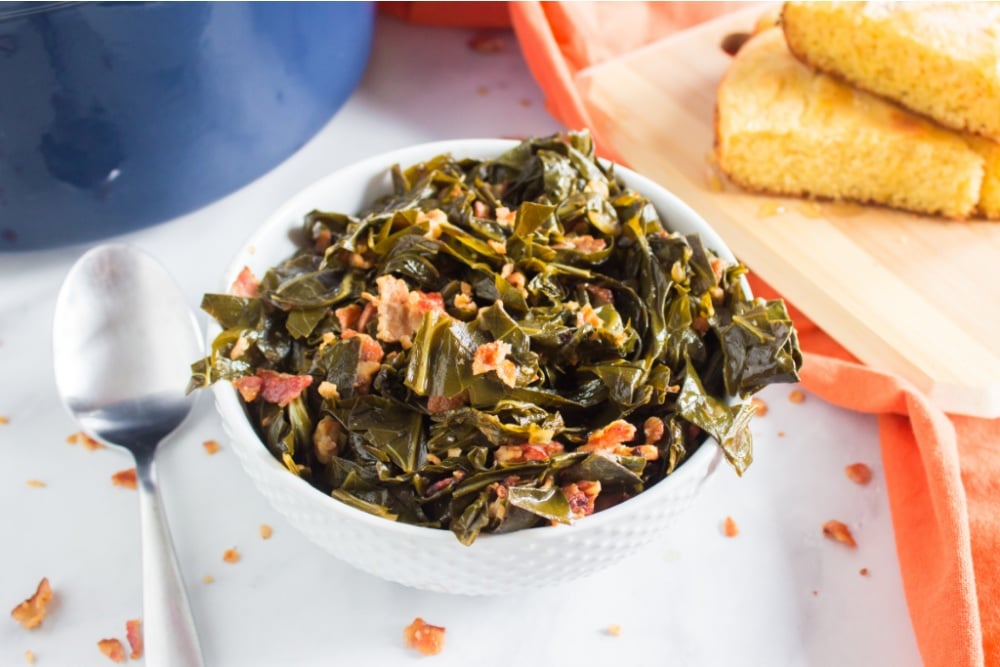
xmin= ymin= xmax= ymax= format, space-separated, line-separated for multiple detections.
xmin=788 ymin=390 xmax=805 ymax=404
xmin=259 ymin=524 xmax=273 ymax=540
xmin=125 ymin=619 xmax=143 ymax=660
xmin=822 ymin=520 xmax=857 ymax=548
xmin=750 ymin=397 xmax=768 ymax=417
xmin=404 ymin=618 xmax=446 ymax=656
xmin=845 ymin=463 xmax=873 ymax=485
xmin=111 ymin=468 xmax=137 ymax=490
xmin=97 ymin=638 xmax=125 ymax=664
xmin=222 ymin=548 xmax=240 ymax=564
xmin=24 ymin=650 xmax=35 ymax=664
xmin=26 ymin=480 xmax=46 ymax=488
xmin=11 ymin=578 xmax=52 ymax=630
xmin=860 ymin=568 xmax=870 ymax=576
xmin=202 ymin=576 xmax=214 ymax=585
xmin=202 ymin=439 xmax=221 ymax=455
xmin=722 ymin=516 xmax=739 ymax=537
xmin=0 ymin=415 xmax=9 ymax=425
xmin=606 ymin=624 xmax=622 ymax=637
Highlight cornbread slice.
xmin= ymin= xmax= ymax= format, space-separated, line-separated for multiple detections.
xmin=782 ymin=2 xmax=1000 ymax=142
xmin=968 ymin=137 xmax=1000 ymax=220
xmin=715 ymin=28 xmax=985 ymax=219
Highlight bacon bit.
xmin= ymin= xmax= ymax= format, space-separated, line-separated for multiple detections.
xmin=427 ymin=393 xmax=468 ymax=414
xmin=472 ymin=340 xmax=518 ymax=388
xmin=576 ymin=303 xmax=604 ymax=329
xmin=356 ymin=301 xmax=376 ymax=333
xmin=417 ymin=209 xmax=448 ymax=241
xmin=373 ymin=275 xmax=446 ymax=348
xmin=606 ymin=624 xmax=622 ymax=637
xmin=314 ymin=227 xmax=333 ymax=253
xmin=452 ymin=292 xmax=477 ymax=315
xmin=125 ymin=619 xmax=143 ymax=660
xmin=561 ymin=234 xmax=607 ymax=254
xmin=476 ymin=85 xmax=489 ymax=96
xmin=313 ymin=416 xmax=341 ymax=464
xmin=26 ymin=480 xmax=45 ymax=488
xmin=473 ymin=200 xmax=489 ymax=218
xmin=233 ymin=370 xmax=313 ymax=407
xmin=202 ymin=575 xmax=214 ymax=585
xmin=229 ymin=266 xmax=260 ymax=298
xmin=468 ymin=32 xmax=505 ymax=53
xmin=580 ymin=419 xmax=637 ymax=453
xmin=0 ymin=415 xmax=9 ymax=425
xmin=750 ymin=397 xmax=768 ymax=416
xmin=346 ymin=251 xmax=372 ymax=269
xmin=788 ymin=389 xmax=806 ymax=404
xmin=495 ymin=206 xmax=517 ymax=228
xmin=710 ymin=256 xmax=730 ymax=283
xmin=259 ymin=524 xmax=273 ymax=540
xmin=777 ymin=431 xmax=785 ymax=438
xmin=317 ymin=381 xmax=340 ymax=401
xmin=341 ymin=330 xmax=385 ymax=363
xmin=335 ymin=304 xmax=362 ymax=331
xmin=11 ymin=578 xmax=52 ymax=630
xmin=722 ymin=516 xmax=739 ymax=537
xmin=229 ymin=334 xmax=251 ymax=360
xmin=495 ymin=441 xmax=564 ymax=464
xmin=812 ymin=590 xmax=819 ymax=597
xmin=97 ymin=638 xmax=126 ymax=664
xmin=67 ymin=431 xmax=106 ymax=451
xmin=487 ymin=239 xmax=507 ymax=255
xmin=111 ymin=468 xmax=137 ymax=490
xmin=404 ymin=618 xmax=446 ymax=656
xmin=643 ymin=416 xmax=665 ymax=444
xmin=584 ymin=284 xmax=614 ymax=307
xmin=691 ymin=316 xmax=710 ymax=335
xmin=563 ymin=480 xmax=601 ymax=517
xmin=822 ymin=520 xmax=857 ymax=547
xmin=623 ymin=444 xmax=660 ymax=461
xmin=845 ymin=463 xmax=873 ymax=485
xmin=24 ymin=650 xmax=35 ymax=664
xmin=222 ymin=548 xmax=240 ymax=564
xmin=425 ymin=476 xmax=460 ymax=497
xmin=860 ymin=568 xmax=870 ymax=576
xmin=202 ymin=439 xmax=221 ymax=455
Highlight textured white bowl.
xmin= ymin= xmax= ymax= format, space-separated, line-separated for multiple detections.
xmin=212 ymin=139 xmax=738 ymax=595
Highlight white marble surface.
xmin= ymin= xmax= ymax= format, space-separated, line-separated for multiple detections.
xmin=0 ymin=15 xmax=922 ymax=667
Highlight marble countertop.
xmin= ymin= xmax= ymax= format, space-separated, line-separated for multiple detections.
xmin=0 ymin=15 xmax=922 ymax=667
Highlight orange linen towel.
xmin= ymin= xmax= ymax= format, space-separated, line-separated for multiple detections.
xmin=385 ymin=4 xmax=1000 ymax=666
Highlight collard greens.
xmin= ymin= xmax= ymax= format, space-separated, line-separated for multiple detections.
xmin=189 ymin=131 xmax=802 ymax=544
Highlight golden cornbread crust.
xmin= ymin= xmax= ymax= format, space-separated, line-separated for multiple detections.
xmin=715 ymin=28 xmax=985 ymax=220
xmin=782 ymin=2 xmax=1000 ymax=142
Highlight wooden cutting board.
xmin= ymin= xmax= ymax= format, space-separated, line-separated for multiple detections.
xmin=576 ymin=4 xmax=1000 ymax=419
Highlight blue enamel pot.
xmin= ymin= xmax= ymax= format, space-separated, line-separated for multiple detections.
xmin=0 ymin=1 xmax=374 ymax=251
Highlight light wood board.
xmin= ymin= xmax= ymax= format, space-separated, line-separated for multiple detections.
xmin=577 ymin=5 xmax=1000 ymax=418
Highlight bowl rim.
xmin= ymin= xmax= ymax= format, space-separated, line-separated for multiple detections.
xmin=210 ymin=137 xmax=740 ymax=546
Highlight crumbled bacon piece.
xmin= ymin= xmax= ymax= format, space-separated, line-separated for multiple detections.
xmin=67 ymin=431 xmax=106 ymax=451
xmin=468 ymin=32 xmax=505 ymax=53
xmin=233 ymin=370 xmax=313 ymax=407
xmin=125 ymin=619 xmax=143 ymax=660
xmin=472 ymin=340 xmax=517 ymax=387
xmin=558 ymin=234 xmax=607 ymax=254
xmin=427 ymin=393 xmax=468 ymax=414
xmin=202 ymin=439 xmax=221 ymax=455
xmin=403 ymin=618 xmax=446 ymax=656
xmin=229 ymin=266 xmax=260 ymax=298
xmin=710 ymin=256 xmax=730 ymax=283
xmin=750 ymin=397 xmax=768 ymax=416
xmin=859 ymin=568 xmax=870 ymax=576
xmin=621 ymin=444 xmax=660 ymax=461
xmin=111 ymin=468 xmax=137 ymax=490
xmin=372 ymin=275 xmax=446 ymax=348
xmin=845 ymin=463 xmax=872 ymax=485
xmin=259 ymin=524 xmax=273 ymax=540
xmin=473 ymin=200 xmax=489 ymax=218
xmin=494 ymin=441 xmax=564 ymax=464
xmin=11 ymin=578 xmax=52 ymax=630
xmin=313 ymin=416 xmax=341 ymax=464
xmin=822 ymin=520 xmax=857 ymax=547
xmin=97 ymin=638 xmax=125 ymax=664
xmin=425 ymin=476 xmax=460 ymax=497
xmin=317 ymin=381 xmax=340 ymax=401
xmin=314 ymin=227 xmax=333 ymax=253
xmin=580 ymin=420 xmax=637 ymax=453
xmin=341 ymin=330 xmax=384 ymax=363
xmin=487 ymin=239 xmax=507 ymax=255
xmin=722 ymin=516 xmax=739 ymax=537
xmin=643 ymin=416 xmax=665 ymax=444
xmin=585 ymin=284 xmax=614 ymax=306
xmin=788 ymin=389 xmax=806 ymax=404
xmin=562 ymin=480 xmax=601 ymax=517
xmin=495 ymin=206 xmax=517 ymax=227
xmin=229 ymin=334 xmax=251 ymax=360
xmin=223 ymin=548 xmax=240 ymax=563
xmin=335 ymin=304 xmax=362 ymax=331
xmin=576 ymin=303 xmax=604 ymax=329
xmin=356 ymin=301 xmax=376 ymax=333
xmin=417 ymin=208 xmax=448 ymax=240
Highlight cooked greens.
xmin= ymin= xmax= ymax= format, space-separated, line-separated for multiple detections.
xmin=189 ymin=131 xmax=802 ymax=544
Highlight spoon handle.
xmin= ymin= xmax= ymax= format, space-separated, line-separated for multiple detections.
xmin=136 ymin=455 xmax=206 ymax=667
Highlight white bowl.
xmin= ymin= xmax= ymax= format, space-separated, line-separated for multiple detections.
xmin=212 ymin=139 xmax=735 ymax=595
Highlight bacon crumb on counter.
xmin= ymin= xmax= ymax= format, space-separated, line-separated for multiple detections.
xmin=471 ymin=340 xmax=517 ymax=388
xmin=750 ymin=397 xmax=769 ymax=416
xmin=66 ymin=431 xmax=106 ymax=451
xmin=202 ymin=439 xmax=221 ymax=455
xmin=468 ymin=32 xmax=506 ymax=53
xmin=722 ymin=516 xmax=740 ymax=537
xmin=97 ymin=638 xmax=125 ymax=664
xmin=222 ymin=548 xmax=240 ymax=564
xmin=860 ymin=568 xmax=870 ymax=576
xmin=788 ymin=389 xmax=806 ymax=404
xmin=822 ymin=520 xmax=857 ymax=548
xmin=606 ymin=624 xmax=622 ymax=637
xmin=24 ymin=650 xmax=35 ymax=664
xmin=845 ymin=463 xmax=872 ymax=485
xmin=26 ymin=480 xmax=45 ymax=488
xmin=11 ymin=578 xmax=52 ymax=630
xmin=403 ymin=617 xmax=446 ymax=656
xmin=111 ymin=468 xmax=137 ymax=490
xmin=229 ymin=266 xmax=260 ymax=298
xmin=259 ymin=524 xmax=273 ymax=540
xmin=125 ymin=619 xmax=143 ymax=660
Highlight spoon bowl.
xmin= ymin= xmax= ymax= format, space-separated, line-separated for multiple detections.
xmin=53 ymin=243 xmax=205 ymax=666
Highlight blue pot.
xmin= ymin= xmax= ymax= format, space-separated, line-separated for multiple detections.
xmin=0 ymin=1 xmax=374 ymax=251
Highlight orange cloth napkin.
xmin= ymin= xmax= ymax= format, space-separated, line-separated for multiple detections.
xmin=385 ymin=4 xmax=1000 ymax=665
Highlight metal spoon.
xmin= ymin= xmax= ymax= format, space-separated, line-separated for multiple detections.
xmin=53 ymin=244 xmax=205 ymax=667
